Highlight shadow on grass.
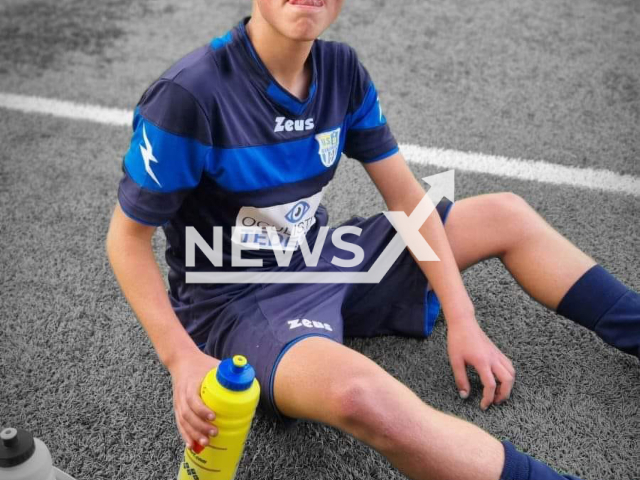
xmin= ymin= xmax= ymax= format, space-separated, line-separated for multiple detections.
xmin=0 ymin=0 xmax=162 ymax=75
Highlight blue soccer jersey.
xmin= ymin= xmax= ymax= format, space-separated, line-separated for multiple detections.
xmin=118 ymin=18 xmax=398 ymax=283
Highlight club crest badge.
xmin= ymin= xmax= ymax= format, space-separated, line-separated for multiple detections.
xmin=315 ymin=127 xmax=341 ymax=167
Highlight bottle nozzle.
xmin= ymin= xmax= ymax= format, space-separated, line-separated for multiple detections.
xmin=0 ymin=428 xmax=36 ymax=467
xmin=0 ymin=428 xmax=18 ymax=448
xmin=215 ymin=354 xmax=255 ymax=391
xmin=232 ymin=355 xmax=247 ymax=373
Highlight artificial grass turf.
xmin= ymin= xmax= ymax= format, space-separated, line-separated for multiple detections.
xmin=0 ymin=110 xmax=638 ymax=479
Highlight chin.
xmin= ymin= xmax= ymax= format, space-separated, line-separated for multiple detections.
xmin=288 ymin=30 xmax=321 ymax=42
xmin=285 ymin=18 xmax=326 ymax=41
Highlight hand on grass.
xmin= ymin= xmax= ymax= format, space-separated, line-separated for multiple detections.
xmin=446 ymin=319 xmax=515 ymax=410
xmin=168 ymin=349 xmax=221 ymax=451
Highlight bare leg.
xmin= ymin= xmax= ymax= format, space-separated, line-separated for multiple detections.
xmin=274 ymin=336 xmax=504 ymax=480
xmin=443 ymin=193 xmax=596 ymax=309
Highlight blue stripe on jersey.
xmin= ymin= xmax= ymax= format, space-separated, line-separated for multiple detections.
xmin=266 ymin=81 xmax=317 ymax=116
xmin=124 ymin=109 xmax=211 ymax=193
xmin=210 ymin=30 xmax=233 ymax=50
xmin=210 ymin=125 xmax=345 ymax=192
xmin=348 ymin=82 xmax=386 ymax=130
xmin=366 ymin=145 xmax=400 ymax=163
xmin=223 ymin=168 xmax=336 ymax=208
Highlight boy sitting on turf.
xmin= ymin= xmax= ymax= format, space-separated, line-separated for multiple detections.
xmin=106 ymin=1 xmax=639 ymax=479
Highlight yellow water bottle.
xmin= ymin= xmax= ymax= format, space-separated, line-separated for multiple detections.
xmin=178 ymin=355 xmax=260 ymax=480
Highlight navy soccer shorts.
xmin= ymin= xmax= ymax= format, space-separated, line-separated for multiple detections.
xmin=187 ymin=199 xmax=454 ymax=426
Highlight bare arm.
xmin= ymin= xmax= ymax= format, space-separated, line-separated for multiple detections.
xmin=364 ymin=152 xmax=515 ymax=409
xmin=364 ymin=152 xmax=474 ymax=323
xmin=106 ymin=203 xmax=198 ymax=368
xmin=106 ymin=203 xmax=219 ymax=450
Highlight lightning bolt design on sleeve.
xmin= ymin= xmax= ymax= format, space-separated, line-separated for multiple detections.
xmin=140 ymin=124 xmax=162 ymax=187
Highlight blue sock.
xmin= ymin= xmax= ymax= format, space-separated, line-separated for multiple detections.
xmin=556 ymin=265 xmax=640 ymax=358
xmin=500 ymin=441 xmax=582 ymax=480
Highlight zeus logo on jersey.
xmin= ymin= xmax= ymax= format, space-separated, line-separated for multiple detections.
xmin=274 ymin=116 xmax=315 ymax=132
xmin=288 ymin=319 xmax=333 ymax=332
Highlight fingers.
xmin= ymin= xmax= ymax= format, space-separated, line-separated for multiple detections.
xmin=187 ymin=392 xmax=216 ymax=422
xmin=478 ymin=365 xmax=497 ymax=411
xmin=182 ymin=404 xmax=218 ymax=440
xmin=450 ymin=356 xmax=471 ymax=399
xmin=175 ymin=413 xmax=192 ymax=449
xmin=176 ymin=406 xmax=205 ymax=449
xmin=175 ymin=387 xmax=218 ymax=450
xmin=492 ymin=362 xmax=515 ymax=405
xmin=502 ymin=356 xmax=516 ymax=378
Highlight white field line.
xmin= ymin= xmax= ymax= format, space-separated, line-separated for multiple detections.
xmin=1 ymin=92 xmax=639 ymax=197
xmin=0 ymin=92 xmax=132 ymax=126
xmin=400 ymin=145 xmax=640 ymax=197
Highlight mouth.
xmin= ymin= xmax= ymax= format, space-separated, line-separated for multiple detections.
xmin=288 ymin=0 xmax=325 ymax=9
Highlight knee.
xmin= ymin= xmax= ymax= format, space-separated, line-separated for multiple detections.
xmin=490 ymin=192 xmax=532 ymax=218
xmin=330 ymin=375 xmax=376 ymax=426
xmin=328 ymin=373 xmax=400 ymax=450
xmin=488 ymin=192 xmax=540 ymax=245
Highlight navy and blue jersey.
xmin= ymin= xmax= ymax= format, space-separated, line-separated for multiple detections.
xmin=118 ymin=18 xmax=398 ymax=283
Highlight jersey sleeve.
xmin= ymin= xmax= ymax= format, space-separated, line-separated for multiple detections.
xmin=343 ymin=51 xmax=399 ymax=163
xmin=118 ymin=80 xmax=213 ymax=226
